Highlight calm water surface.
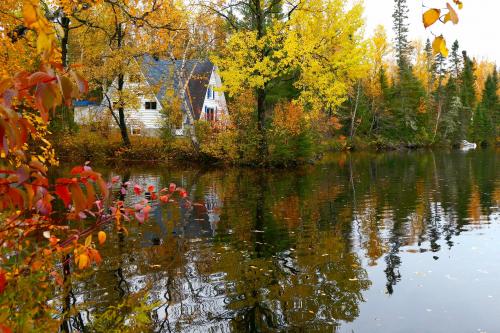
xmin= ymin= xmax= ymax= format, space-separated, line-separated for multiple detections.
xmin=60 ymin=149 xmax=499 ymax=332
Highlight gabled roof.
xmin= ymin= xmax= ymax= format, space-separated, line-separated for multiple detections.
xmin=138 ymin=55 xmax=214 ymax=120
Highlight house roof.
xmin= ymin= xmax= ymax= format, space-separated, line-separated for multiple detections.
xmin=138 ymin=55 xmax=214 ymax=120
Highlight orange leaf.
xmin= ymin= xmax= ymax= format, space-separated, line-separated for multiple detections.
xmin=444 ymin=3 xmax=459 ymax=24
xmin=89 ymin=249 xmax=102 ymax=264
xmin=78 ymin=253 xmax=89 ymax=269
xmin=98 ymin=231 xmax=106 ymax=245
xmin=423 ymin=8 xmax=440 ymax=28
xmin=69 ymin=183 xmax=86 ymax=213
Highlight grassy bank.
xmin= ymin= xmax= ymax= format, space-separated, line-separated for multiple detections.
xmin=53 ymin=131 xmax=197 ymax=163
xmin=51 ymin=128 xmax=482 ymax=167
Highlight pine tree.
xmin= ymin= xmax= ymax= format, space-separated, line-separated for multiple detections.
xmin=424 ymin=39 xmax=436 ymax=93
xmin=459 ymin=51 xmax=476 ymax=140
xmin=388 ymin=0 xmax=425 ymax=144
xmin=444 ymin=54 xmax=463 ymax=143
xmin=472 ymin=68 xmax=498 ymax=144
xmin=449 ymin=41 xmax=461 ymax=79
xmin=392 ymin=0 xmax=411 ymax=71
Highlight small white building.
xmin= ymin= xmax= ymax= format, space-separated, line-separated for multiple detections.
xmin=74 ymin=55 xmax=229 ymax=137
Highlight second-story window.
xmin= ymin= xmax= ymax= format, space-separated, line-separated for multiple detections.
xmin=207 ymin=86 xmax=215 ymax=99
xmin=145 ymin=101 xmax=157 ymax=110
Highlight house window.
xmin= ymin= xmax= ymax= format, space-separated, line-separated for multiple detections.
xmin=131 ymin=127 xmax=141 ymax=135
xmin=206 ymin=107 xmax=215 ymax=121
xmin=207 ymin=86 xmax=215 ymax=99
xmin=145 ymin=101 xmax=157 ymax=110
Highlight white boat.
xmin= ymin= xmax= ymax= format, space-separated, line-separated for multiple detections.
xmin=460 ymin=140 xmax=477 ymax=151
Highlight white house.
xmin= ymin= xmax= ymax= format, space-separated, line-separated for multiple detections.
xmin=74 ymin=55 xmax=229 ymax=136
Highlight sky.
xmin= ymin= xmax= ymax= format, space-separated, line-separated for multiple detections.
xmin=363 ymin=0 xmax=499 ymax=62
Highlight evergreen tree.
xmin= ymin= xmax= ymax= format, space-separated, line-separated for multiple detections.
xmin=388 ymin=0 xmax=425 ymax=144
xmin=449 ymin=40 xmax=461 ymax=81
xmin=459 ymin=51 xmax=476 ymax=140
xmin=472 ymin=68 xmax=498 ymax=144
xmin=424 ymin=39 xmax=436 ymax=93
xmin=392 ymin=0 xmax=411 ymax=70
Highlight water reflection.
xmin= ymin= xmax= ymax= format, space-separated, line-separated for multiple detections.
xmin=57 ymin=149 xmax=499 ymax=332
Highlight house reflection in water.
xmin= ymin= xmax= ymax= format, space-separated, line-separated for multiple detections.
xmin=176 ymin=184 xmax=222 ymax=238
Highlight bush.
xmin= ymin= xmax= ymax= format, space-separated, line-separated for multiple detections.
xmin=53 ymin=128 xmax=197 ymax=162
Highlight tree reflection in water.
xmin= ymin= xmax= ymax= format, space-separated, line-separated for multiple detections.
xmin=56 ymin=149 xmax=498 ymax=332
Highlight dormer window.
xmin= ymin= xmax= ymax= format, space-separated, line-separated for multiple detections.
xmin=207 ymin=86 xmax=215 ymax=99
xmin=145 ymin=101 xmax=157 ymax=110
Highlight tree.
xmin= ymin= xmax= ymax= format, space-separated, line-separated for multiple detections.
xmin=472 ymin=68 xmax=498 ymax=144
xmin=389 ymin=0 xmax=425 ymax=144
xmin=211 ymin=0 xmax=367 ymax=158
xmin=393 ymin=0 xmax=411 ymax=70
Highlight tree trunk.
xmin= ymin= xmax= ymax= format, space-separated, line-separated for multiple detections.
xmin=117 ymin=73 xmax=131 ymax=146
xmin=256 ymin=88 xmax=267 ymax=158
xmin=61 ymin=14 xmax=70 ymax=68
xmin=350 ymin=81 xmax=361 ymax=139
xmin=115 ymin=22 xmax=130 ymax=146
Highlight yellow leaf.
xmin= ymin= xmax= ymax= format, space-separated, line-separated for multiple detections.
xmin=445 ymin=3 xmax=459 ymax=24
xmin=432 ymin=36 xmax=449 ymax=57
xmin=98 ymin=231 xmax=106 ymax=245
xmin=78 ymin=253 xmax=89 ymax=269
xmin=423 ymin=8 xmax=441 ymax=28
xmin=84 ymin=234 xmax=92 ymax=248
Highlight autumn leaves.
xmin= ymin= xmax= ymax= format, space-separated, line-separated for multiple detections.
xmin=422 ymin=1 xmax=463 ymax=57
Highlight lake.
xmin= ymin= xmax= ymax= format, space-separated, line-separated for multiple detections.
xmin=59 ymin=148 xmax=499 ymax=332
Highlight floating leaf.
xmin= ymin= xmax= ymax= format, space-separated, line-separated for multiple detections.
xmin=444 ymin=3 xmax=459 ymax=24
xmin=423 ymin=8 xmax=440 ymax=28
xmin=432 ymin=36 xmax=449 ymax=57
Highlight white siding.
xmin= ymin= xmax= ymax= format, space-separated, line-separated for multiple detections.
xmin=126 ymin=98 xmax=163 ymax=129
xmin=199 ymin=68 xmax=228 ymax=123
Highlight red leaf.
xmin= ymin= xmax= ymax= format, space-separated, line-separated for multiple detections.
xmin=55 ymin=184 xmax=71 ymax=207
xmin=70 ymin=166 xmax=84 ymax=175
